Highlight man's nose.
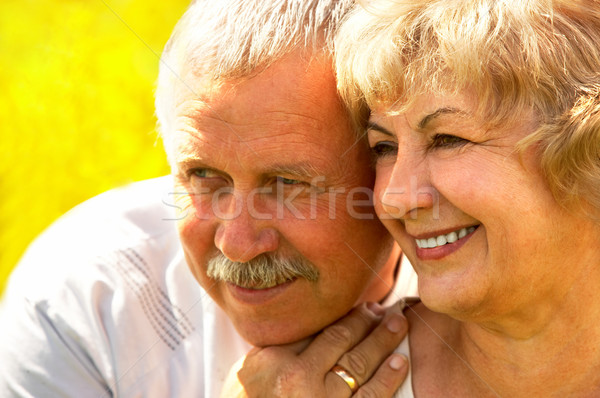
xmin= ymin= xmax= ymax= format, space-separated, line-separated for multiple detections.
xmin=379 ymin=155 xmax=436 ymax=220
xmin=213 ymin=194 xmax=279 ymax=262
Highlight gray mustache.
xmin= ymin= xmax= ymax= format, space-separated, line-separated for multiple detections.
xmin=207 ymin=252 xmax=320 ymax=289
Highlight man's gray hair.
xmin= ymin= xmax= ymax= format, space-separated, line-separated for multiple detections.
xmin=155 ymin=0 xmax=354 ymax=160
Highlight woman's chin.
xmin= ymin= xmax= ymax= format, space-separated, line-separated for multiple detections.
xmin=418 ymin=282 xmax=489 ymax=321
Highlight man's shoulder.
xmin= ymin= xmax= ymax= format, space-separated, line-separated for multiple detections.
xmin=60 ymin=175 xmax=179 ymax=240
xmin=35 ymin=174 xmax=178 ymax=248
xmin=0 ymin=177 xmax=252 ymax=396
xmin=4 ymin=176 xmax=184 ymax=303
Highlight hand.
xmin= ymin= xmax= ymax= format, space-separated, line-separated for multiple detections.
xmin=220 ymin=301 xmax=409 ymax=398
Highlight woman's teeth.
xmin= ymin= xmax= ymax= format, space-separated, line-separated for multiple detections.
xmin=415 ymin=226 xmax=476 ymax=249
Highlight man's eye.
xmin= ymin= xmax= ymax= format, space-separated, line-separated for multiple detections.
xmin=184 ymin=168 xmax=228 ymax=195
xmin=276 ymin=176 xmax=303 ymax=185
xmin=192 ymin=169 xmax=208 ymax=178
xmin=429 ymin=134 xmax=468 ymax=149
xmin=370 ymin=141 xmax=397 ymax=158
xmin=191 ymin=168 xmax=218 ymax=178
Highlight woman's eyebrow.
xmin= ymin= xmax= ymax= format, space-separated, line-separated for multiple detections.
xmin=366 ymin=121 xmax=394 ymax=136
xmin=418 ymin=107 xmax=462 ymax=129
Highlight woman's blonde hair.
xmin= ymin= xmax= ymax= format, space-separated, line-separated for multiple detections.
xmin=336 ymin=0 xmax=600 ymax=212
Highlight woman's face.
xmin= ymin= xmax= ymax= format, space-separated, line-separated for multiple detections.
xmin=369 ymin=92 xmax=600 ymax=322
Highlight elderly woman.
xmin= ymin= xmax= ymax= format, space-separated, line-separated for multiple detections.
xmin=333 ymin=0 xmax=600 ymax=396
xmin=224 ymin=0 xmax=600 ymax=397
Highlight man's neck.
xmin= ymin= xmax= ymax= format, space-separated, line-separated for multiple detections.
xmin=357 ymin=243 xmax=402 ymax=304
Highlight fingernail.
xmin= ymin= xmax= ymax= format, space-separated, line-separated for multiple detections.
xmin=386 ymin=313 xmax=406 ymax=333
xmin=389 ymin=354 xmax=408 ymax=370
xmin=366 ymin=301 xmax=385 ymax=316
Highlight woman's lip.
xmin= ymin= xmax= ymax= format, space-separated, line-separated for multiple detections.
xmin=412 ymin=224 xmax=479 ymax=240
xmin=227 ymin=278 xmax=297 ymax=305
xmin=414 ymin=226 xmax=478 ymax=260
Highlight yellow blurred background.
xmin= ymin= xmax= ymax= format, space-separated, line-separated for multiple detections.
xmin=0 ymin=0 xmax=191 ymax=294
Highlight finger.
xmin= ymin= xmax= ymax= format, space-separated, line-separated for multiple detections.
xmin=324 ymin=352 xmax=409 ymax=398
xmin=242 ymin=345 xmax=296 ymax=369
xmin=299 ymin=303 xmax=383 ymax=372
xmin=334 ymin=307 xmax=408 ymax=386
xmin=325 ymin=364 xmax=359 ymax=398
xmin=354 ymin=354 xmax=409 ymax=398
xmin=237 ymin=346 xmax=297 ymax=397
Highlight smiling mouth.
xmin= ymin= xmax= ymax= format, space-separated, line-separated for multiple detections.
xmin=415 ymin=226 xmax=478 ymax=249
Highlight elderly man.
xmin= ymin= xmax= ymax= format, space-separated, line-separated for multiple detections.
xmin=0 ymin=0 xmax=417 ymax=396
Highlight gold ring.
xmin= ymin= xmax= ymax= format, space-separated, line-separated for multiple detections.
xmin=331 ymin=364 xmax=359 ymax=393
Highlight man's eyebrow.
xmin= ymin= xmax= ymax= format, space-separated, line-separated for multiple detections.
xmin=174 ymin=157 xmax=323 ymax=181
xmin=366 ymin=121 xmax=394 ymax=137
xmin=174 ymin=156 xmax=207 ymax=168
xmin=269 ymin=162 xmax=321 ymax=179
xmin=418 ymin=107 xmax=462 ymax=129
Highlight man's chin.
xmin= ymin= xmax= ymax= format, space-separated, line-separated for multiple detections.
xmin=242 ymin=329 xmax=311 ymax=347
xmin=235 ymin=320 xmax=322 ymax=348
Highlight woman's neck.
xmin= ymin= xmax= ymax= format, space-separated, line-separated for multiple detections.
xmin=459 ymin=300 xmax=600 ymax=396
xmin=409 ymin=261 xmax=600 ymax=397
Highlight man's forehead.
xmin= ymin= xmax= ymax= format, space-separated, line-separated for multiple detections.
xmin=178 ymin=99 xmax=332 ymax=137
xmin=173 ymin=83 xmax=352 ymax=149
xmin=170 ymin=53 xmax=362 ymax=180
xmin=179 ymin=53 xmax=339 ymax=108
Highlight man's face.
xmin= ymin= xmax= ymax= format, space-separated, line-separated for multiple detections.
xmin=170 ymin=54 xmax=396 ymax=346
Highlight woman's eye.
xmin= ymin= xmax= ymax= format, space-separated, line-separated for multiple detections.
xmin=370 ymin=141 xmax=397 ymax=157
xmin=429 ymin=134 xmax=468 ymax=149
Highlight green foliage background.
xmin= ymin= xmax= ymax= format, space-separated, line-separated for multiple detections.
xmin=0 ymin=0 xmax=190 ymax=294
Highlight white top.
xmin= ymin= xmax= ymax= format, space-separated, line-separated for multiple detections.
xmin=0 ymin=177 xmax=251 ymax=398
xmin=393 ymin=334 xmax=414 ymax=397
xmin=0 ymin=176 xmax=419 ymax=398
xmin=382 ymin=257 xmax=419 ymax=307
xmin=384 ymin=259 xmax=417 ymax=396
